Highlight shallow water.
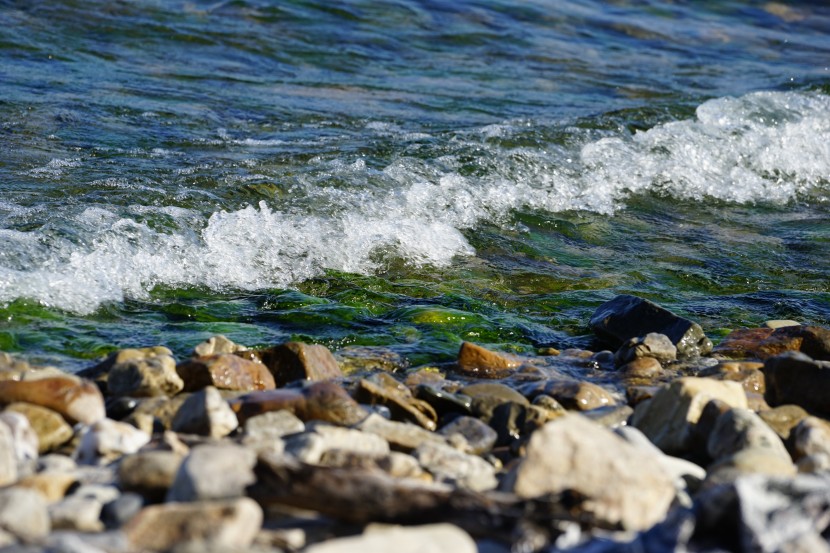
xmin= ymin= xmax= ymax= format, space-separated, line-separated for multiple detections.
xmin=1 ymin=0 xmax=828 ymax=370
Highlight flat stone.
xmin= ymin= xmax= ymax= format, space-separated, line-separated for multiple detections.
xmin=630 ymin=377 xmax=747 ymax=455
xmin=0 ymin=376 xmax=105 ymax=425
xmin=455 ymin=342 xmax=521 ymax=379
xmin=243 ymin=410 xmax=305 ymax=443
xmin=707 ymin=447 xmax=797 ymax=483
xmin=176 ymin=354 xmax=275 ymax=393
xmin=229 ymin=381 xmax=367 ymax=426
xmin=615 ymin=333 xmax=677 ymax=365
xmin=118 ymin=450 xmax=184 ymax=501
xmin=537 ymin=380 xmax=616 ymax=411
xmin=717 ymin=326 xmax=830 ymax=361
xmin=74 ymin=419 xmax=150 ymax=466
xmin=124 ymin=498 xmax=262 ymax=552
xmin=354 ymin=374 xmax=437 ymax=430
xmin=192 ymin=335 xmax=248 ymax=357
xmin=5 ymin=402 xmax=73 ymax=454
xmin=0 ymin=487 xmax=50 ymax=541
xmin=304 ymin=523 xmax=476 ymax=553
xmin=171 ymin=386 xmax=239 ymax=439
xmin=252 ymin=342 xmax=342 ymax=387
xmin=413 ymin=441 xmax=497 ymax=491
xmin=166 ymin=443 xmax=256 ymax=502
xmin=285 ymin=425 xmax=389 ymax=465
xmin=764 ymin=320 xmax=801 ymax=329
xmin=763 ymin=352 xmax=830 ymax=416
xmin=506 ymin=414 xmax=676 ymax=531
xmin=357 ymin=413 xmax=446 ymax=452
xmin=589 ymin=294 xmax=712 ymax=357
xmin=108 ymin=352 xmax=184 ymax=398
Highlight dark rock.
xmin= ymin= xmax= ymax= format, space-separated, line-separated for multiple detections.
xmin=518 ymin=380 xmax=616 ymax=411
xmin=176 ymin=354 xmax=275 ymax=392
xmin=252 ymin=342 xmax=342 ymax=387
xmin=354 ymin=374 xmax=437 ymax=430
xmin=228 ymin=381 xmax=368 ymax=426
xmin=589 ymin=295 xmax=712 ymax=357
xmin=461 ymin=383 xmax=528 ymax=422
xmin=438 ymin=416 xmax=497 ymax=455
xmin=415 ymin=386 xmax=473 ymax=418
xmin=763 ymin=352 xmax=830 ymax=416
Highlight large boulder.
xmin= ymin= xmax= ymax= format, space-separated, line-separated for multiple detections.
xmin=589 ymin=295 xmax=712 ymax=357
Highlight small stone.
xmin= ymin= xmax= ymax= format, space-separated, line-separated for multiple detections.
xmin=335 ymin=346 xmax=408 ymax=375
xmin=37 ymin=453 xmax=77 ymax=474
xmin=793 ymin=416 xmax=830 ymax=459
xmin=229 ymin=381 xmax=367 ymax=427
xmin=764 ymin=320 xmax=801 ymax=329
xmin=0 ymin=487 xmax=51 ymax=541
xmin=253 ymin=342 xmax=342 ymax=387
xmin=589 ymin=294 xmax=712 ymax=357
xmin=0 ymin=419 xmax=17 ymax=487
xmin=455 ymin=342 xmax=521 ymax=379
xmin=74 ymin=419 xmax=151 ymax=466
xmin=167 ymin=443 xmax=256 ymax=502
xmin=16 ymin=472 xmax=77 ymax=503
xmin=413 ymin=441 xmax=497 ymax=491
xmin=192 ymin=335 xmax=248 ymax=357
xmin=0 ymin=411 xmax=38 ymax=465
xmin=615 ymin=333 xmax=677 ymax=366
xmin=303 ymin=523 xmax=476 ymax=553
xmin=758 ymin=404 xmax=810 ymax=443
xmin=176 ymin=354 xmax=275 ymax=393
xmin=49 ymin=495 xmax=105 ymax=532
xmin=438 ymin=416 xmax=497 ymax=455
xmin=763 ymin=352 xmax=830 ymax=416
xmin=243 ymin=410 xmax=305 ymax=443
xmin=119 ymin=450 xmax=184 ymax=501
xmin=171 ymin=386 xmax=239 ymax=439
xmin=531 ymin=395 xmax=566 ymax=420
xmin=44 ymin=531 xmax=131 ymax=553
xmin=357 ymin=413 xmax=446 ymax=452
xmin=124 ymin=498 xmax=262 ymax=552
xmin=462 ymin=383 xmax=529 ymax=423
xmin=129 ymin=395 xmax=189 ymax=431
xmin=620 ymin=356 xmax=663 ymax=379
xmin=488 ymin=402 xmax=547 ymax=445
xmin=581 ymin=405 xmax=634 ymax=428
xmin=0 ymin=376 xmax=105 ymax=425
xmin=101 ymin=493 xmax=144 ymax=530
xmin=355 ymin=374 xmax=437 ymax=430
xmin=5 ymin=402 xmax=74 ymax=454
xmin=630 ymin=377 xmax=747 ymax=455
xmin=707 ymin=408 xmax=792 ymax=463
xmin=286 ymin=424 xmax=389 ymax=464
xmin=700 ymin=362 xmax=766 ymax=394
xmin=108 ymin=352 xmax=184 ymax=397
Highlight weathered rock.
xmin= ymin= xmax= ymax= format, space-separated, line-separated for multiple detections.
xmin=716 ymin=325 xmax=830 ymax=361
xmin=793 ymin=416 xmax=830 ymax=460
xmin=0 ymin=420 xmax=18 ymax=486
xmin=506 ymin=414 xmax=676 ymax=531
xmin=285 ymin=425 xmax=390 ymax=465
xmin=707 ymin=408 xmax=791 ymax=464
xmin=124 ymin=498 xmax=262 ymax=552
xmin=758 ymin=404 xmax=809 ymax=444
xmin=631 ymin=377 xmax=747 ymax=455
xmin=192 ymin=335 xmax=248 ymax=357
xmin=48 ymin=495 xmax=105 ymax=532
xmin=334 ymin=346 xmax=408 ymax=375
xmin=455 ymin=342 xmax=521 ymax=379
xmin=229 ymin=381 xmax=367 ymax=426
xmin=615 ymin=333 xmax=677 ymax=366
xmin=0 ymin=376 xmax=105 ymax=424
xmin=108 ymin=351 xmax=184 ymax=398
xmin=589 ymin=294 xmax=712 ymax=357
xmin=357 ymin=413 xmax=446 ymax=452
xmin=0 ymin=487 xmax=50 ymax=541
xmin=101 ymin=492 xmax=144 ymax=530
xmin=438 ymin=416 xmax=497 ymax=455
xmin=16 ymin=472 xmax=77 ymax=503
xmin=82 ymin=346 xmax=173 ymax=379
xmin=5 ymin=402 xmax=73 ymax=454
xmin=253 ymin=342 xmax=342 ymax=386
xmin=129 ymin=395 xmax=189 ymax=431
xmin=119 ymin=450 xmax=184 ymax=501
xmin=763 ymin=352 xmax=830 ymax=416
xmin=167 ymin=443 xmax=256 ymax=502
xmin=171 ymin=386 xmax=238 ymax=439
xmin=519 ymin=380 xmax=616 ymax=411
xmin=700 ymin=361 xmax=765 ymax=394
xmin=462 ymin=383 xmax=528 ymax=422
xmin=620 ymin=356 xmax=663 ymax=380
xmin=176 ymin=354 xmax=275 ymax=393
xmin=242 ymin=409 xmax=305 ymax=444
xmin=413 ymin=441 xmax=497 ymax=491
xmin=0 ymin=411 xmax=38 ymax=464
xmin=355 ymin=374 xmax=437 ymax=430
xmin=706 ymin=447 xmax=797 ymax=483
xmin=74 ymin=418 xmax=150 ymax=465
xmin=304 ymin=523 xmax=476 ymax=553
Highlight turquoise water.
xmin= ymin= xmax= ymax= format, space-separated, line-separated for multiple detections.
xmin=1 ymin=0 xmax=829 ymax=371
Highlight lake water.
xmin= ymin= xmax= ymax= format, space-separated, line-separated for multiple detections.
xmin=1 ymin=0 xmax=829 ymax=371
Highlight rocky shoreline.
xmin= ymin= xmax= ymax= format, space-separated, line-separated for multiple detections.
xmin=1 ymin=294 xmax=829 ymax=552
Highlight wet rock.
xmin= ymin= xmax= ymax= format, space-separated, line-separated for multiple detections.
xmin=0 ymin=420 xmax=18 ymax=486
xmin=108 ymin=350 xmax=184 ymax=398
xmin=488 ymin=402 xmax=547 ymax=446
xmin=706 ymin=408 xmax=792 ymax=465
xmin=176 ymin=353 xmax=275 ymax=392
xmin=589 ymin=294 xmax=712 ymax=357
xmin=5 ymin=402 xmax=73 ymax=454
xmin=763 ymin=352 xmax=830 ymax=416
xmin=335 ymin=346 xmax=408 ymax=375
xmin=415 ymin=386 xmax=473 ymax=418
xmin=167 ymin=443 xmax=256 ymax=502
xmin=304 ymin=523 xmax=476 ymax=553
xmin=758 ymin=404 xmax=809 ymax=443
xmin=229 ymin=381 xmax=368 ymax=426
xmin=124 ymin=498 xmax=262 ymax=552
xmin=118 ymin=450 xmax=184 ymax=501
xmin=630 ymin=377 xmax=747 ymax=455
xmin=455 ymin=342 xmax=521 ymax=379
xmin=192 ymin=335 xmax=248 ymax=357
xmin=0 ymin=487 xmax=50 ymax=542
xmin=74 ymin=418 xmax=150 ymax=466
xmin=700 ymin=361 xmax=765 ymax=394
xmin=242 ymin=409 xmax=305 ymax=444
xmin=620 ymin=356 xmax=663 ymax=380
xmin=462 ymin=382 xmax=528 ymax=422
xmin=519 ymin=380 xmax=616 ymax=411
xmin=357 ymin=413 xmax=446 ymax=452
xmin=171 ymin=386 xmax=238 ymax=439
xmin=505 ymin=414 xmax=676 ymax=531
xmin=581 ymin=405 xmax=634 ymax=429
xmin=530 ymin=395 xmax=566 ymax=420
xmin=355 ymin=374 xmax=437 ymax=430
xmin=712 ymin=327 xmax=776 ymax=359
xmin=253 ymin=342 xmax=342 ymax=386
xmin=614 ymin=333 xmax=677 ymax=366
xmin=717 ymin=325 xmax=830 ymax=361
xmin=285 ymin=425 xmax=390 ymax=464
xmin=49 ymin=495 xmax=105 ymax=532
xmin=438 ymin=416 xmax=497 ymax=455
xmin=0 ymin=376 xmax=105 ymax=425
xmin=413 ymin=441 xmax=497 ymax=491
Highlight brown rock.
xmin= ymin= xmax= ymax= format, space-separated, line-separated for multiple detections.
xmin=108 ymin=351 xmax=184 ymax=398
xmin=0 ymin=376 xmax=105 ymax=424
xmin=713 ymin=328 xmax=775 ymax=359
xmin=176 ymin=354 xmax=275 ymax=392
xmin=521 ymin=380 xmax=616 ymax=411
xmin=229 ymin=381 xmax=367 ymax=426
xmin=455 ymin=342 xmax=521 ymax=379
xmin=16 ymin=472 xmax=77 ymax=503
xmin=701 ymin=361 xmax=765 ymax=394
xmin=4 ymin=402 xmax=73 ymax=454
xmin=620 ymin=357 xmax=663 ymax=379
xmin=354 ymin=374 xmax=437 ymax=431
xmin=253 ymin=342 xmax=342 ymax=386
xmin=715 ymin=326 xmax=830 ymax=361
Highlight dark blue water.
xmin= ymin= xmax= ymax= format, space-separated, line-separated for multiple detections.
xmin=1 ymin=0 xmax=829 ymax=370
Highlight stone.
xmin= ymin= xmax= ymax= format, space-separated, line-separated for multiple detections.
xmin=124 ymin=498 xmax=262 ymax=552
xmin=716 ymin=326 xmax=830 ymax=361
xmin=171 ymin=386 xmax=238 ymax=439
xmin=0 ymin=421 xmax=17 ymax=486
xmin=414 ymin=386 xmax=473 ymax=418
xmin=0 ymin=376 xmax=105 ymax=424
xmin=285 ymin=425 xmax=389 ymax=465
xmin=764 ymin=320 xmax=801 ymax=329
xmin=335 ymin=346 xmax=408 ymax=375
xmin=488 ymin=402 xmax=547 ymax=445
xmin=74 ymin=419 xmax=150 ymax=465
xmin=16 ymin=472 xmax=77 ymax=503
xmin=537 ymin=380 xmax=616 ymax=411
xmin=712 ymin=327 xmax=776 ymax=359
xmin=101 ymin=493 xmax=144 ymax=530
xmin=166 ymin=443 xmax=256 ymax=502
xmin=793 ymin=416 xmax=830 ymax=459
xmin=455 ymin=342 xmax=521 ymax=379
xmin=357 ymin=413 xmax=446 ymax=452
xmin=438 ymin=416 xmax=497 ymax=455
xmin=0 ymin=411 xmax=38 ymax=464
xmin=706 ymin=408 xmax=791 ymax=463
xmin=81 ymin=346 xmax=174 ymax=380
xmin=581 ymin=405 xmax=634 ymax=429
xmin=700 ymin=361 xmax=766 ymax=394
xmin=462 ymin=383 xmax=528 ymax=422
xmin=763 ymin=352 xmax=830 ymax=416
xmin=506 ymin=414 xmax=676 ymax=531
xmin=176 ymin=354 xmax=275 ymax=393
xmin=758 ymin=404 xmax=809 ymax=443
xmin=354 ymin=374 xmax=437 ymax=430
xmin=614 ymin=333 xmax=677 ymax=366
xmin=413 ymin=441 xmax=497 ymax=491
xmin=589 ymin=294 xmax=712 ymax=357
xmin=706 ymin=447 xmax=797 ymax=483
xmin=118 ymin=450 xmax=184 ymax=501
xmin=620 ymin=356 xmax=663 ymax=379
xmin=0 ymin=487 xmax=50 ymax=541
xmin=630 ymin=377 xmax=747 ymax=455
xmin=253 ymin=342 xmax=342 ymax=386
xmin=229 ymin=381 xmax=367 ymax=426
xmin=613 ymin=426 xmax=706 ymax=489
xmin=303 ymin=523 xmax=476 ymax=553
xmin=108 ymin=352 xmax=184 ymax=397
xmin=37 ymin=453 xmax=77 ymax=473
xmin=242 ymin=409 xmax=305 ymax=443
xmin=192 ymin=335 xmax=248 ymax=357
xmin=129 ymin=395 xmax=189 ymax=431
xmin=5 ymin=402 xmax=73 ymax=454
xmin=49 ymin=495 xmax=105 ymax=532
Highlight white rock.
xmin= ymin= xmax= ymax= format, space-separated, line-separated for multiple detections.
xmin=285 ymin=425 xmax=389 ymax=464
xmin=167 ymin=443 xmax=256 ymax=502
xmin=413 ymin=441 xmax=497 ymax=492
xmin=304 ymin=523 xmax=476 ymax=553
xmin=0 ymin=411 xmax=39 ymax=464
xmin=171 ymin=386 xmax=238 ymax=439
xmin=0 ymin=420 xmax=18 ymax=487
xmin=74 ymin=419 xmax=151 ymax=465
xmin=0 ymin=486 xmax=51 ymax=541
xmin=49 ymin=495 xmax=105 ymax=533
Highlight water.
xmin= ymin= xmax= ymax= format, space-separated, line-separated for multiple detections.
xmin=1 ymin=0 xmax=829 ymax=371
